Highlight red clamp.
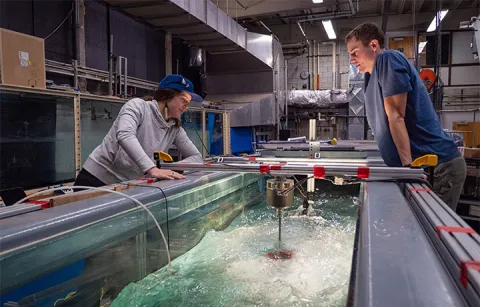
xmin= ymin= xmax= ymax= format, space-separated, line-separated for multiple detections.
xmin=27 ymin=200 xmax=52 ymax=210
xmin=460 ymin=260 xmax=480 ymax=288
xmin=204 ymin=162 xmax=214 ymax=166
xmin=436 ymin=226 xmax=475 ymax=238
xmin=248 ymin=157 xmax=257 ymax=161
xmin=136 ymin=178 xmax=155 ymax=184
xmin=408 ymin=187 xmax=432 ymax=199
xmin=313 ymin=166 xmax=325 ymax=179
xmin=260 ymin=164 xmax=270 ymax=174
xmin=357 ymin=167 xmax=370 ymax=179
xmin=269 ymin=163 xmax=286 ymax=171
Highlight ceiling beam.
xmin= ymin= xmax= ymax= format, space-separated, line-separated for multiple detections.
xmin=275 ymin=13 xmax=288 ymax=24
xmin=452 ymin=0 xmax=464 ymax=10
xmin=397 ymin=0 xmax=406 ymax=14
xmin=116 ymin=1 xmax=166 ymax=9
xmin=382 ymin=0 xmax=392 ymax=33
xmin=415 ymin=0 xmax=425 ymax=13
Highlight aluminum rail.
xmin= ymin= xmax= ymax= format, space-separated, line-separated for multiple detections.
xmin=161 ymin=162 xmax=426 ymax=180
xmin=0 ymin=204 xmax=42 ymax=219
xmin=45 ymin=60 xmax=157 ymax=90
xmin=406 ymin=182 xmax=480 ymax=306
xmin=353 ymin=182 xmax=468 ymax=307
xmin=213 ymin=156 xmax=386 ymax=166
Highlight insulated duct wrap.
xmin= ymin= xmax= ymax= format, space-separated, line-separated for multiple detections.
xmin=230 ymin=94 xmax=276 ymax=127
xmin=287 ymin=90 xmax=348 ymax=108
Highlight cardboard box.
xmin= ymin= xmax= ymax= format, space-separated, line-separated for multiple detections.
xmin=0 ymin=28 xmax=46 ymax=89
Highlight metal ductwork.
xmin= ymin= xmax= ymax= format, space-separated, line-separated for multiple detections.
xmin=105 ymin=0 xmax=274 ymax=68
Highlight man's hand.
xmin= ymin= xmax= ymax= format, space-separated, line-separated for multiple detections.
xmin=147 ymin=167 xmax=186 ymax=180
xmin=384 ymin=93 xmax=412 ymax=166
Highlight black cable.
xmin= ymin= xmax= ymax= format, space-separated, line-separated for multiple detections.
xmin=44 ymin=6 xmax=74 ymax=40
xmin=281 ymin=176 xmax=314 ymax=195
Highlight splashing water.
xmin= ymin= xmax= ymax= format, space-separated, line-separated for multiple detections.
xmin=111 ymin=192 xmax=358 ymax=307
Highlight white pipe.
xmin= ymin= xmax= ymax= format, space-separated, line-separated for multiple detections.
xmin=309 ymin=119 xmax=316 ymax=140
xmin=12 ymin=185 xmax=173 ymax=274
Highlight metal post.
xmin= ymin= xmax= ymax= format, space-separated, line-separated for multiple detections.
xmin=124 ymin=58 xmax=128 ymax=97
xmin=284 ymin=59 xmax=288 ymax=129
xmin=223 ymin=112 xmax=231 ymax=155
xmin=73 ymin=59 xmax=78 ymax=89
xmin=472 ymin=108 xmax=478 ymax=148
xmin=108 ymin=35 xmax=113 ymax=96
xmin=202 ymin=109 xmax=207 ymax=158
xmin=74 ymin=95 xmax=82 ymax=175
xmin=165 ymin=32 xmax=173 ymax=76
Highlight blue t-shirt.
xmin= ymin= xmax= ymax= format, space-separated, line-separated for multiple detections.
xmin=364 ymin=50 xmax=460 ymax=167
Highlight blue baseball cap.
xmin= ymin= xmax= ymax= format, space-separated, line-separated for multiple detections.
xmin=158 ymin=74 xmax=203 ymax=102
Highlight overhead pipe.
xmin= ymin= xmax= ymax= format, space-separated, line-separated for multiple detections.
xmin=297 ymin=0 xmax=355 ymax=24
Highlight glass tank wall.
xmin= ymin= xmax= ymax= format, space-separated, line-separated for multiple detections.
xmin=0 ymin=173 xmax=261 ymax=306
xmin=80 ymin=97 xmax=123 ymax=165
xmin=0 ymin=90 xmax=76 ymax=190
xmin=0 ymin=176 xmax=359 ymax=307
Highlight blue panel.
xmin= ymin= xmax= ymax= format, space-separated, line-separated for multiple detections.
xmin=231 ymin=127 xmax=253 ymax=154
xmin=1 ymin=260 xmax=85 ymax=307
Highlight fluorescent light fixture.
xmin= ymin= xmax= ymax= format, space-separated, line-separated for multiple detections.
xmin=312 ymin=0 xmax=323 ymax=3
xmin=427 ymin=10 xmax=449 ymax=32
xmin=418 ymin=41 xmax=427 ymax=53
xmin=322 ymin=20 xmax=336 ymax=40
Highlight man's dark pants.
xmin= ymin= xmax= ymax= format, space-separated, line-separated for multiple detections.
xmin=432 ymin=156 xmax=467 ymax=212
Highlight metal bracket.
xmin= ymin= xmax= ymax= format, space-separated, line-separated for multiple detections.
xmin=309 ymin=141 xmax=321 ymax=159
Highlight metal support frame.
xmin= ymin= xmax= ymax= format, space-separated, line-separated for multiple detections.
xmin=74 ymin=95 xmax=82 ymax=174
xmin=161 ymin=162 xmax=426 ymax=180
xmin=117 ymin=56 xmax=128 ymax=98
xmin=136 ymin=232 xmax=147 ymax=280
xmin=202 ymin=109 xmax=207 ymax=159
xmin=223 ymin=112 xmax=231 ymax=155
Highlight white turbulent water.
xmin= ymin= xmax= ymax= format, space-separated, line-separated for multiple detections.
xmin=111 ymin=193 xmax=358 ymax=307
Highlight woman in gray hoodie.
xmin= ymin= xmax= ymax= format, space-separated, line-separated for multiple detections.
xmin=74 ymin=74 xmax=204 ymax=187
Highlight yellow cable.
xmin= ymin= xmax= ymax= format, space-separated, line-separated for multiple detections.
xmin=54 ymin=291 xmax=77 ymax=306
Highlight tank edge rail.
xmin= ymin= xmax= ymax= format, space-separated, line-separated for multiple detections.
xmin=353 ymin=182 xmax=469 ymax=307
xmin=406 ymin=183 xmax=480 ymax=306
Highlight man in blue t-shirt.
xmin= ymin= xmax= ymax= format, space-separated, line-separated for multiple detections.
xmin=345 ymin=23 xmax=466 ymax=211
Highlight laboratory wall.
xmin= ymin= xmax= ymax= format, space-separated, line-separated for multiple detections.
xmin=286 ymin=41 xmax=350 ymax=90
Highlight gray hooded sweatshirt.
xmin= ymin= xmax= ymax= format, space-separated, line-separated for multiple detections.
xmin=83 ymin=98 xmax=202 ymax=184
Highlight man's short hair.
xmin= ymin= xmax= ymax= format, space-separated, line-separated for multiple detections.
xmin=345 ymin=23 xmax=385 ymax=48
